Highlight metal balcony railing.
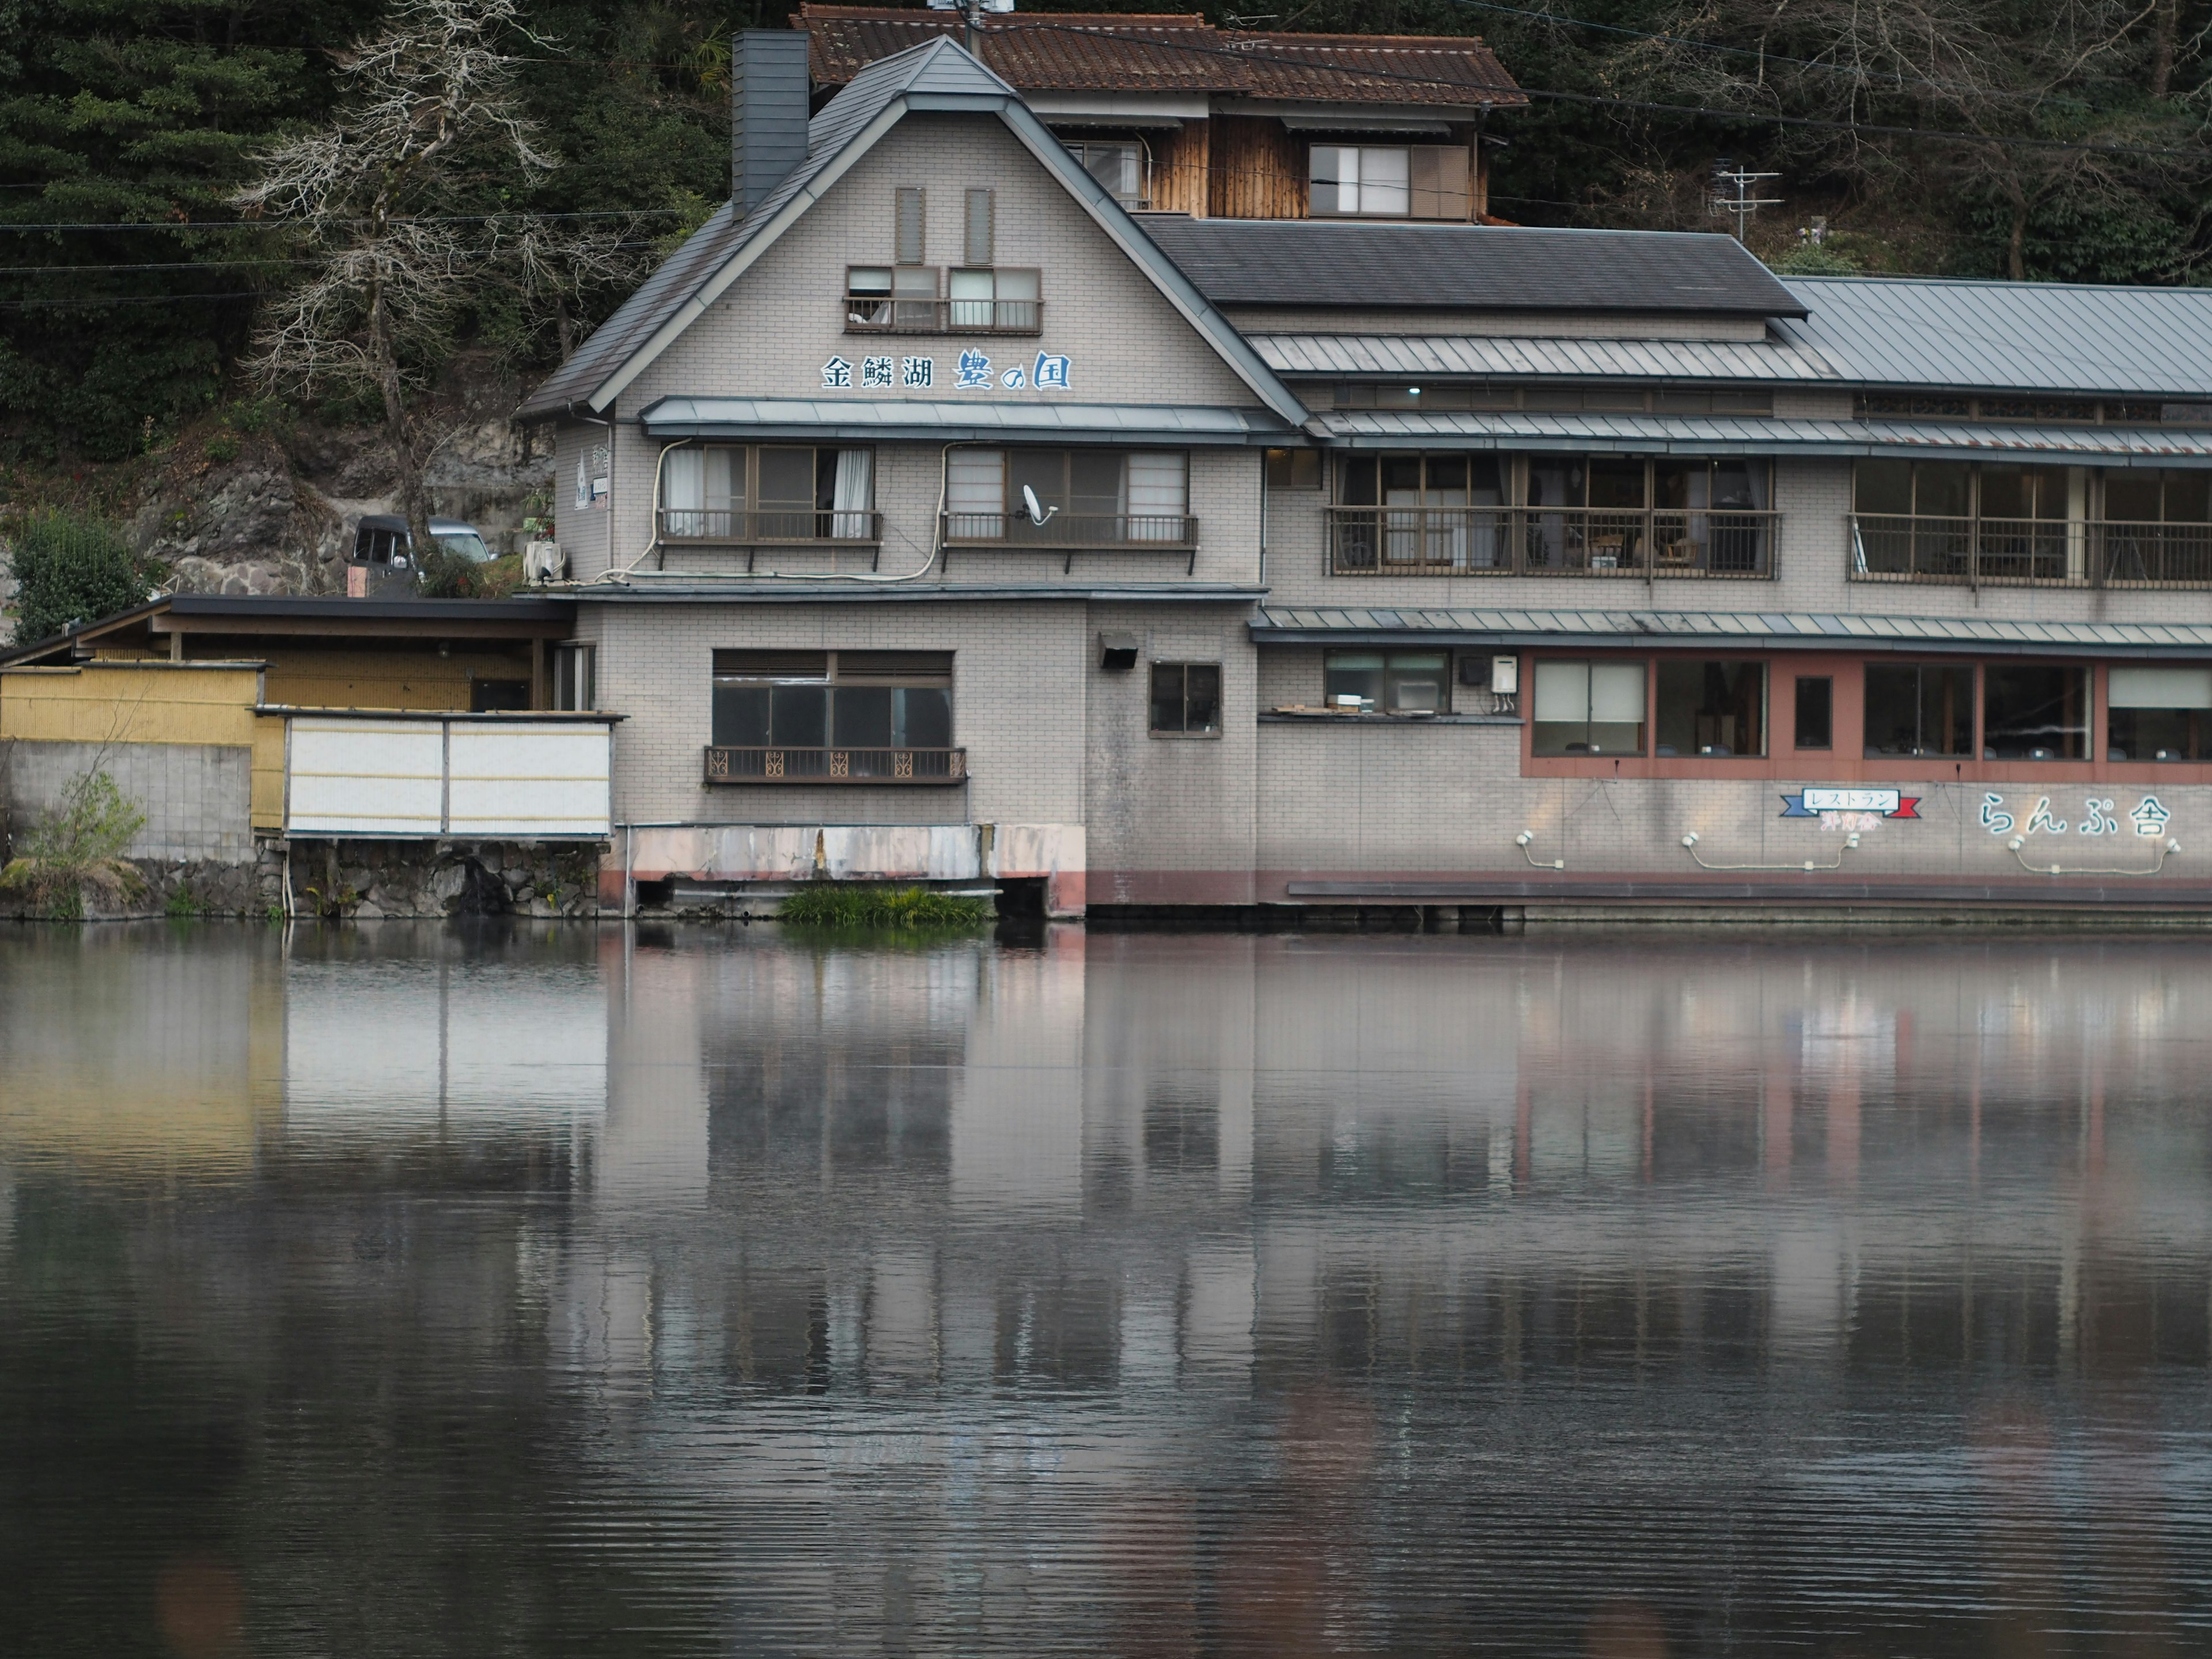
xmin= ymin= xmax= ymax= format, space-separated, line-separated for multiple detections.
xmin=1849 ymin=514 xmax=2212 ymax=587
xmin=704 ymin=746 xmax=968 ymax=785
xmin=843 ymin=296 xmax=1044 ymax=335
xmin=658 ymin=509 xmax=882 ymax=544
xmin=1326 ymin=507 xmax=1778 ymax=577
xmin=941 ymin=512 xmax=1198 ymax=549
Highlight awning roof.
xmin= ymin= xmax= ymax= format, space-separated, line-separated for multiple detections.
xmin=1312 ymin=408 xmax=2212 ymax=463
xmin=1251 ymin=605 xmax=2212 ymax=656
xmin=576 ymin=581 xmax=1266 ymax=603
xmin=1253 ymin=332 xmax=1839 ymax=384
xmin=639 ymin=396 xmax=1297 ymax=445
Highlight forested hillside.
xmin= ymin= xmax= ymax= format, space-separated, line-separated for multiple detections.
xmin=1 ymin=0 xmax=2205 ymax=471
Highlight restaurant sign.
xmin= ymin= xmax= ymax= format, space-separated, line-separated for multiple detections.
xmin=1780 ymin=787 xmax=1921 ymax=820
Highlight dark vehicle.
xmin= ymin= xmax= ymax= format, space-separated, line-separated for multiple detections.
xmin=347 ymin=514 xmax=495 ymax=594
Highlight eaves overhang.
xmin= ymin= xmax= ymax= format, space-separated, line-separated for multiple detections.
xmin=639 ymin=396 xmax=1300 ymax=445
xmin=571 ymin=581 xmax=1268 ymax=604
xmin=1249 ymin=605 xmax=2212 ymax=657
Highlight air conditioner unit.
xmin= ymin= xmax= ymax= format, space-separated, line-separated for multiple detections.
xmin=522 ymin=540 xmax=567 ymax=584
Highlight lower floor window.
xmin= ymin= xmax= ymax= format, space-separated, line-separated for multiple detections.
xmin=1532 ymin=659 xmax=1645 ymax=754
xmin=1150 ymin=662 xmax=1221 ymax=734
xmin=1863 ymin=663 xmax=1974 ymax=757
xmin=551 ymin=643 xmax=595 ymax=712
xmin=710 ymin=650 xmax=953 ymax=750
xmin=1983 ymin=664 xmax=2088 ymax=760
xmin=1654 ymin=660 xmax=1766 ymax=756
xmin=1324 ymin=650 xmax=1449 ymax=714
xmin=2109 ymin=665 xmax=2212 ymax=760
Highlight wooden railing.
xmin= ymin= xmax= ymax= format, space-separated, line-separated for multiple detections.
xmin=941 ymin=512 xmax=1198 ymax=549
xmin=659 ymin=509 xmax=882 ymax=544
xmin=1850 ymin=514 xmax=2212 ymax=587
xmin=704 ymin=746 xmax=967 ymax=785
xmin=1327 ymin=507 xmax=1778 ymax=577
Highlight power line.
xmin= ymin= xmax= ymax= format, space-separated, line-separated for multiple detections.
xmin=0 ymin=209 xmax=695 ymax=234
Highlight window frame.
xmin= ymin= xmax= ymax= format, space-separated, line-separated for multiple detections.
xmin=1652 ymin=658 xmax=1768 ymax=759
xmin=550 ymin=642 xmax=596 ymax=713
xmin=660 ymin=443 xmax=878 ymax=544
xmin=940 ymin=447 xmax=1193 ymax=547
xmin=1308 ymin=143 xmax=1474 ymax=221
xmin=709 ymin=650 xmax=956 ymax=753
xmin=1323 ymin=649 xmax=1455 ymax=717
xmin=1149 ymin=661 xmax=1223 ymax=738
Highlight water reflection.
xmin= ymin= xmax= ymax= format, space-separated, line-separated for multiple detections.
xmin=0 ymin=925 xmax=2209 ymax=1654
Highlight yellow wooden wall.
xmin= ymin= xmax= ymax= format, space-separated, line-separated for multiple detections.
xmin=259 ymin=648 xmax=533 ymax=711
xmin=0 ymin=662 xmax=263 ymax=746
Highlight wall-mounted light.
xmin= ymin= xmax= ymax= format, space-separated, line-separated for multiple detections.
xmin=1679 ymin=833 xmax=1699 ymax=849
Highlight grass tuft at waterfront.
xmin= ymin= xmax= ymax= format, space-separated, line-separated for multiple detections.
xmin=777 ymin=884 xmax=993 ymax=931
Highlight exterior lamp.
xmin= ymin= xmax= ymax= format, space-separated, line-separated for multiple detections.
xmin=2008 ymin=837 xmax=2025 ymax=851
xmin=1679 ymin=833 xmax=1699 ymax=848
xmin=1516 ymin=831 xmax=1533 ymax=846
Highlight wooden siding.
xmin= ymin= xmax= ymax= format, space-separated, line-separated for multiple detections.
xmin=0 ymin=662 xmax=263 ymax=746
xmin=1150 ymin=120 xmax=1210 ymax=216
xmin=1209 ymin=116 xmax=1305 ymax=221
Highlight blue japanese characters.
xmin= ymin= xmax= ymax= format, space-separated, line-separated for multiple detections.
xmin=819 ymin=351 xmax=1074 ymax=393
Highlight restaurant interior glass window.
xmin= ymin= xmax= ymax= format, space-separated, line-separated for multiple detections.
xmin=1794 ymin=676 xmax=1832 ymax=750
xmin=1323 ymin=650 xmax=1450 ymax=714
xmin=1982 ymin=665 xmax=2088 ymax=760
xmin=1654 ymin=661 xmax=1766 ymax=756
xmin=1532 ymin=659 xmax=1646 ymax=754
xmin=1338 ymin=454 xmax=1503 ymax=570
xmin=1862 ymin=662 xmax=1973 ymax=757
xmin=2108 ymin=665 xmax=2212 ymax=760
xmin=2102 ymin=469 xmax=2212 ymax=583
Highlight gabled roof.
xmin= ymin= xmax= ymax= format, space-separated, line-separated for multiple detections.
xmin=1778 ymin=275 xmax=2212 ymax=399
xmin=1136 ymin=218 xmax=1809 ymax=317
xmin=516 ymin=36 xmax=1304 ymax=426
xmin=796 ymin=7 xmax=1525 ymax=107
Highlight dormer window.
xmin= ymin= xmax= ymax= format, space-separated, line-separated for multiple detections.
xmin=1065 ymin=140 xmax=1149 ymax=209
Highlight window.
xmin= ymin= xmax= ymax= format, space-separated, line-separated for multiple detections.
xmin=1654 ymin=660 xmax=1766 ymax=757
xmin=896 ymin=187 xmax=925 ymax=265
xmin=1524 ymin=457 xmax=1772 ymax=574
xmin=1065 ymin=140 xmax=1147 ymax=207
xmin=551 ymin=643 xmax=596 ymax=712
xmin=711 ymin=651 xmax=954 ymax=753
xmin=1794 ymin=676 xmax=1832 ymax=750
xmin=1324 ymin=650 xmax=1450 ymax=715
xmin=846 ymin=264 xmax=942 ymax=330
xmin=1982 ymin=665 xmax=2088 ymax=760
xmin=1337 ymin=453 xmax=1506 ymax=571
xmin=1150 ymin=663 xmax=1221 ymax=735
xmin=1532 ymin=659 xmax=1645 ymax=754
xmin=945 ymin=266 xmax=1041 ymax=331
xmin=1309 ymin=145 xmax=1469 ymax=219
xmin=945 ymin=449 xmax=1189 ymax=543
xmin=1266 ymin=448 xmax=1322 ymax=488
xmin=964 ymin=187 xmax=993 ymax=266
xmin=2109 ymin=665 xmax=2212 ymax=760
xmin=1862 ymin=662 xmax=1973 ymax=757
xmin=2105 ymin=469 xmax=2212 ymax=524
xmin=662 ymin=445 xmax=874 ymax=540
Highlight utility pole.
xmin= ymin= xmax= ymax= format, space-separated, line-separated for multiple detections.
xmin=1710 ymin=161 xmax=1782 ymax=242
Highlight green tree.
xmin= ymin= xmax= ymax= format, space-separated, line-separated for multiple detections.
xmin=6 ymin=511 xmax=153 ymax=642
xmin=0 ymin=769 xmax=147 ymax=918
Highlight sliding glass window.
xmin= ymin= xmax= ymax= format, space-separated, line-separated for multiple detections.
xmin=1863 ymin=662 xmax=1974 ymax=757
xmin=1532 ymin=660 xmax=1646 ymax=755
xmin=1654 ymin=661 xmax=1766 ymax=757
xmin=2108 ymin=665 xmax=2212 ymax=760
xmin=1982 ymin=665 xmax=2088 ymax=760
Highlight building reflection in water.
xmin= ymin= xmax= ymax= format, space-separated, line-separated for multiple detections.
xmin=0 ymin=926 xmax=2207 ymax=1653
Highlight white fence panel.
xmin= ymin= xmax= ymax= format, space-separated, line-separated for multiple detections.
xmin=448 ymin=725 xmax=612 ymax=838
xmin=287 ymin=719 xmax=444 ymax=835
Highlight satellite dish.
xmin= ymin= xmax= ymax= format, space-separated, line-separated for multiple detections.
xmin=1021 ymin=484 xmax=1057 ymax=525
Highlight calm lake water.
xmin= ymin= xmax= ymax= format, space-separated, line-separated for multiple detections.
xmin=1 ymin=923 xmax=2209 ymax=1656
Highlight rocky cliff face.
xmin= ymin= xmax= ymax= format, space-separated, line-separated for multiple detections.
xmin=128 ymin=357 xmax=554 ymax=597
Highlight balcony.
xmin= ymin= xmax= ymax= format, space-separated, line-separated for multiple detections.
xmin=704 ymin=746 xmax=968 ymax=786
xmin=658 ymin=508 xmax=882 ymax=545
xmin=1850 ymin=514 xmax=2212 ymax=587
xmin=842 ymin=296 xmax=1044 ymax=336
xmin=1327 ymin=507 xmax=1778 ymax=577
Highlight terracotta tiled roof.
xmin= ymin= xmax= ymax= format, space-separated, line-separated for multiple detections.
xmin=793 ymin=6 xmax=1526 ymax=105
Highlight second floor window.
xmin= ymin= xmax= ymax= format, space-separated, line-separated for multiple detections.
xmin=663 ymin=445 xmax=874 ymax=540
xmin=946 ymin=449 xmax=1189 ymax=543
xmin=1309 ymin=145 xmax=1471 ymax=219
xmin=1066 ymin=140 xmax=1147 ymax=207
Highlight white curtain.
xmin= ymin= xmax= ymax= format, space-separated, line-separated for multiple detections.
xmin=664 ymin=447 xmax=704 ymax=536
xmin=831 ymin=448 xmax=873 ymax=539
xmin=1125 ymin=452 xmax=1185 ymax=542
xmin=946 ymin=449 xmax=1005 ymax=536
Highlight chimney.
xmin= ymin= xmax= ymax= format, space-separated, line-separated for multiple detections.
xmin=732 ymin=30 xmax=811 ymax=221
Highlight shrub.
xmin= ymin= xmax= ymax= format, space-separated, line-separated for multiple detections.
xmin=7 ymin=511 xmax=155 ymax=643
xmin=0 ymin=770 xmax=146 ymax=919
xmin=777 ymin=884 xmax=993 ymax=931
xmin=415 ymin=547 xmax=525 ymax=600
xmin=202 ymin=430 xmax=241 ymax=464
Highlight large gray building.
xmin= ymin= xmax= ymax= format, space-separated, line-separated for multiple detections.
xmin=521 ymin=33 xmax=2212 ymax=918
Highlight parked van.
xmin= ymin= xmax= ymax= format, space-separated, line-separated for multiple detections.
xmin=347 ymin=515 xmax=495 ymax=594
